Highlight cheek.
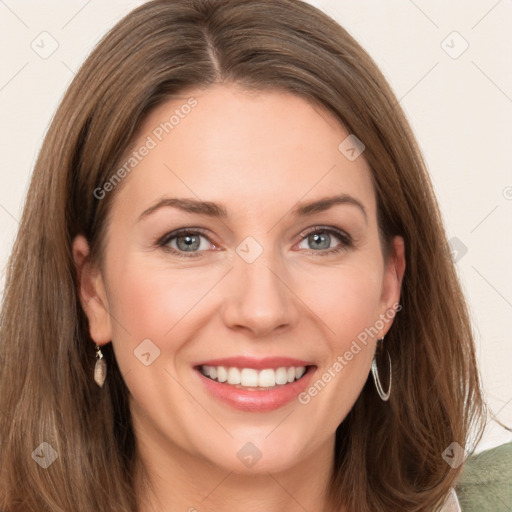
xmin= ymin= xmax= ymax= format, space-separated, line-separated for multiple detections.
xmin=298 ymin=259 xmax=384 ymax=344
xmin=107 ymin=247 xmax=384 ymax=354
xmin=107 ymin=253 xmax=223 ymax=340
xmin=296 ymin=261 xmax=383 ymax=409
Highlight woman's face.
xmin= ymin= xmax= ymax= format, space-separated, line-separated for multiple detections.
xmin=74 ymin=84 xmax=404 ymax=476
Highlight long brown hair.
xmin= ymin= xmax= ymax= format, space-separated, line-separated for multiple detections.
xmin=0 ymin=0 xmax=485 ymax=510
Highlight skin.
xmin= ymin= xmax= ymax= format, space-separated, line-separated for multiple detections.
xmin=73 ymin=84 xmax=405 ymax=512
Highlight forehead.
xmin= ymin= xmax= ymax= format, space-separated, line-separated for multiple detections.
xmin=112 ymin=84 xmax=377 ymax=223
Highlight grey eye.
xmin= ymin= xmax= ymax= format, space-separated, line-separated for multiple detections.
xmin=175 ymin=233 xmax=202 ymax=251
xmin=307 ymin=232 xmax=331 ymax=250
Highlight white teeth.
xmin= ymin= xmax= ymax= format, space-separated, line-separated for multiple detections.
xmin=217 ymin=366 xmax=227 ymax=383
xmin=200 ymin=365 xmax=308 ymax=388
xmin=240 ymin=368 xmax=258 ymax=387
xmin=227 ymin=367 xmax=241 ymax=385
xmin=275 ymin=367 xmax=288 ymax=385
xmin=258 ymin=369 xmax=276 ymax=387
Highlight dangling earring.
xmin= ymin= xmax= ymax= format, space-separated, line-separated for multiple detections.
xmin=94 ymin=344 xmax=107 ymax=388
xmin=371 ymin=336 xmax=392 ymax=401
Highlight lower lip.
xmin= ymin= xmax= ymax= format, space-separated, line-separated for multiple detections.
xmin=195 ymin=366 xmax=316 ymax=412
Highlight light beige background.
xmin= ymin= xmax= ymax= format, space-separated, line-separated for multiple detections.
xmin=1 ymin=0 xmax=511 ymax=452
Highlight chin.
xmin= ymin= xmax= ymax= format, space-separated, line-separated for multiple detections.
xmin=190 ymin=424 xmax=319 ymax=475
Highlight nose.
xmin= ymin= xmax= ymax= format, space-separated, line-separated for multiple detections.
xmin=220 ymin=250 xmax=300 ymax=338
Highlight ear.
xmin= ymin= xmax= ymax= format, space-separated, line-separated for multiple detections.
xmin=72 ymin=234 xmax=112 ymax=346
xmin=378 ymin=235 xmax=406 ymax=337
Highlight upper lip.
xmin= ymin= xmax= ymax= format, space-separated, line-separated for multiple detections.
xmin=194 ymin=356 xmax=315 ymax=370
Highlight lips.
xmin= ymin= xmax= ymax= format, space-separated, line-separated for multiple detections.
xmin=193 ymin=356 xmax=316 ymax=412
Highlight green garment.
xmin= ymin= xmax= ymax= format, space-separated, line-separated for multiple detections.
xmin=456 ymin=441 xmax=512 ymax=512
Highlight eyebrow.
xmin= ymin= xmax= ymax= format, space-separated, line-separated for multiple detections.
xmin=137 ymin=193 xmax=367 ymax=223
xmin=291 ymin=194 xmax=367 ymax=223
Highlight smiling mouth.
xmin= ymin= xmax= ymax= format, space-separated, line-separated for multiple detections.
xmin=197 ymin=364 xmax=312 ymax=389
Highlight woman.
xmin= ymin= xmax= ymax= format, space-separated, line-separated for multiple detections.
xmin=0 ymin=0 xmax=486 ymax=510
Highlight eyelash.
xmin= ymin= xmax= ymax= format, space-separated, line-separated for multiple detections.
xmin=157 ymin=226 xmax=353 ymax=259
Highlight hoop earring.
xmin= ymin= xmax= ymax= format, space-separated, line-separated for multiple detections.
xmin=371 ymin=337 xmax=392 ymax=401
xmin=94 ymin=344 xmax=107 ymax=388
